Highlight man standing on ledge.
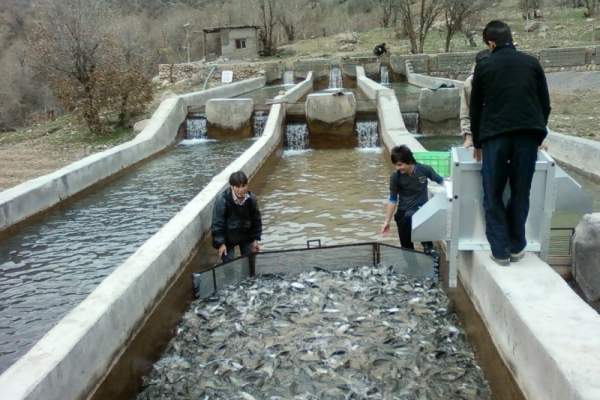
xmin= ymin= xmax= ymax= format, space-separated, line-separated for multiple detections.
xmin=470 ymin=20 xmax=551 ymax=266
xmin=211 ymin=171 xmax=262 ymax=263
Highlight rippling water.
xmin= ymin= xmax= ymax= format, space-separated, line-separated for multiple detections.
xmin=0 ymin=139 xmax=252 ymax=372
xmin=258 ymin=149 xmax=398 ymax=250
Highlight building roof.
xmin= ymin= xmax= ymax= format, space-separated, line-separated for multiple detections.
xmin=203 ymin=25 xmax=260 ymax=33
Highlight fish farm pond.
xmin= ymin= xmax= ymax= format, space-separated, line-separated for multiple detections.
xmin=137 ymin=264 xmax=490 ymax=400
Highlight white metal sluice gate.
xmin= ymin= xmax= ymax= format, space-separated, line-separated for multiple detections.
xmin=412 ymin=147 xmax=592 ymax=288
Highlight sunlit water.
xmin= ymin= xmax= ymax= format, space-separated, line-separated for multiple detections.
xmin=258 ymin=148 xmax=398 ymax=250
xmin=0 ymin=139 xmax=252 ymax=372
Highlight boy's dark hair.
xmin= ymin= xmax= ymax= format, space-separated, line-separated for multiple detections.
xmin=475 ymin=49 xmax=491 ymax=63
xmin=482 ymin=20 xmax=513 ymax=46
xmin=391 ymin=145 xmax=416 ymax=165
xmin=229 ymin=171 xmax=248 ymax=187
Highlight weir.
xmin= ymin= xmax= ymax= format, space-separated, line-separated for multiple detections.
xmin=1 ymin=66 xmax=600 ymax=400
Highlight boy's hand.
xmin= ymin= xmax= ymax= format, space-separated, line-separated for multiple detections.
xmin=380 ymin=221 xmax=390 ymax=235
xmin=218 ymin=244 xmax=227 ymax=258
xmin=473 ymin=148 xmax=482 ymax=162
xmin=251 ymin=240 xmax=260 ymax=253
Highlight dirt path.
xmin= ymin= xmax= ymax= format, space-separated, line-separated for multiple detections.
xmin=0 ymin=138 xmax=88 ymax=191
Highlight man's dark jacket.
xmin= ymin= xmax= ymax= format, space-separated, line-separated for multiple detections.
xmin=470 ymin=44 xmax=551 ymax=148
xmin=211 ymin=188 xmax=262 ymax=248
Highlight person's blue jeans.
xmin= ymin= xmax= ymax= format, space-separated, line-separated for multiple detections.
xmin=222 ymin=241 xmax=254 ymax=263
xmin=481 ymin=132 xmax=538 ymax=259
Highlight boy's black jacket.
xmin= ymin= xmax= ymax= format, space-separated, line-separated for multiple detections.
xmin=211 ymin=187 xmax=262 ymax=248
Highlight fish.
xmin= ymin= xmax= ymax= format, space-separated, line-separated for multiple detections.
xmin=137 ymin=265 xmax=491 ymax=400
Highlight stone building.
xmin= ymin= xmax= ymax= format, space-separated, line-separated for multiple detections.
xmin=203 ymin=26 xmax=260 ymax=61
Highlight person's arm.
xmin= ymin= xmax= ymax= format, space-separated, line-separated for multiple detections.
xmin=381 ymin=175 xmax=398 ymax=234
xmin=424 ymin=165 xmax=444 ymax=185
xmin=536 ymin=62 xmax=551 ymax=126
xmin=211 ymin=195 xmax=227 ymax=256
xmin=460 ymin=77 xmax=472 ymax=146
xmin=469 ymin=64 xmax=484 ymax=150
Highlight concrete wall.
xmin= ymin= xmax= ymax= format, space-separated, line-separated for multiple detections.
xmin=279 ymin=72 xmax=313 ymax=103
xmin=459 ymin=251 xmax=600 ymax=400
xmin=356 ymin=66 xmax=425 ymax=152
xmin=405 ymin=60 xmax=464 ymax=90
xmin=545 ymin=130 xmax=600 ymax=182
xmin=0 ymin=77 xmax=266 ymax=234
xmin=0 ymin=103 xmax=287 ymax=400
xmin=162 ymin=45 xmax=600 ymax=85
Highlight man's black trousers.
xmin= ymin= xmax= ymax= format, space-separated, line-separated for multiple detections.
xmin=394 ymin=210 xmax=433 ymax=252
xmin=481 ymin=132 xmax=539 ymax=259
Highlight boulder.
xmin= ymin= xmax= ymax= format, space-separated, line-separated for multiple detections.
xmin=205 ymin=98 xmax=254 ymax=139
xmin=335 ymin=32 xmax=359 ymax=44
xmin=524 ymin=20 xmax=545 ymax=32
xmin=573 ymin=213 xmax=600 ymax=302
xmin=339 ymin=44 xmax=355 ymax=52
xmin=305 ymin=92 xmax=357 ymax=147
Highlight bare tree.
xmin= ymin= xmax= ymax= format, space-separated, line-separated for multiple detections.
xmin=397 ymin=0 xmax=444 ymax=54
xmin=520 ymin=0 xmax=544 ymax=19
xmin=255 ymin=0 xmax=278 ymax=56
xmin=372 ymin=0 xmax=400 ymax=28
xmin=276 ymin=0 xmax=308 ymax=42
xmin=583 ymin=0 xmax=598 ymax=16
xmin=28 ymin=0 xmax=152 ymax=134
xmin=28 ymin=0 xmax=114 ymax=134
xmin=442 ymin=0 xmax=489 ymax=52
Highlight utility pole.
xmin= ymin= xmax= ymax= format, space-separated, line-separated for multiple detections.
xmin=184 ymin=22 xmax=191 ymax=63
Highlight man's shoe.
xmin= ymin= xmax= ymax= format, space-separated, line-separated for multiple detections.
xmin=490 ymin=254 xmax=510 ymax=267
xmin=510 ymin=250 xmax=526 ymax=263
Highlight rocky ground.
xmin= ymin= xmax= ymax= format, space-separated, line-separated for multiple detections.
xmin=546 ymin=71 xmax=600 ymax=140
xmin=0 ymin=115 xmax=136 ymax=191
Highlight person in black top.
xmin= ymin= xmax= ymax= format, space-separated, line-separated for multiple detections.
xmin=380 ymin=145 xmax=444 ymax=252
xmin=373 ymin=43 xmax=388 ymax=57
xmin=211 ymin=171 xmax=262 ymax=263
xmin=470 ymin=20 xmax=551 ymax=266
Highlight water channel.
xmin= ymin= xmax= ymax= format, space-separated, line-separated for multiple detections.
xmin=0 ymin=138 xmax=253 ymax=372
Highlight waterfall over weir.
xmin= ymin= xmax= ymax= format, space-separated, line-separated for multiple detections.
xmin=328 ymin=67 xmax=342 ymax=89
xmin=284 ymin=122 xmax=309 ymax=151
xmin=285 ymin=120 xmax=379 ymax=151
xmin=356 ymin=120 xmax=379 ymax=148
xmin=186 ymin=117 xmax=207 ymax=139
xmin=253 ymin=111 xmax=268 ymax=137
xmin=380 ymin=65 xmax=390 ymax=88
xmin=283 ymin=71 xmax=294 ymax=85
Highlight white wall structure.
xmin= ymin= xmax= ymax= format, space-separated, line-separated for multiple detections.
xmin=0 ymin=77 xmax=266 ymax=234
xmin=545 ymin=130 xmax=600 ymax=182
xmin=460 ymin=251 xmax=600 ymax=400
xmin=356 ymin=66 xmax=425 ymax=152
xmin=0 ymin=77 xmax=311 ymax=400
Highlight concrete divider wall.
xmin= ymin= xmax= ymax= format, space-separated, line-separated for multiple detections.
xmin=405 ymin=60 xmax=464 ymax=90
xmin=459 ymin=251 xmax=600 ymax=400
xmin=0 ymin=102 xmax=287 ymax=400
xmin=280 ymin=72 xmax=313 ymax=103
xmin=356 ymin=66 xmax=426 ymax=152
xmin=178 ymin=76 xmax=265 ymax=108
xmin=0 ymin=77 xmax=266 ymax=234
xmin=545 ymin=130 xmax=600 ymax=181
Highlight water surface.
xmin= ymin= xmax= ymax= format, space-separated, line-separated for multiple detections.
xmin=0 ymin=139 xmax=252 ymax=372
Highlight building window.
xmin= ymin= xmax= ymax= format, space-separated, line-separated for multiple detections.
xmin=235 ymin=39 xmax=247 ymax=49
